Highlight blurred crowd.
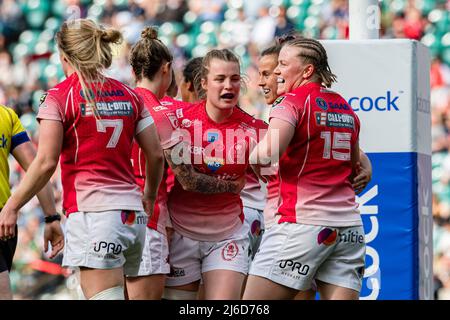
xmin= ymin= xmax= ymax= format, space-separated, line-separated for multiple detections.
xmin=0 ymin=0 xmax=449 ymax=299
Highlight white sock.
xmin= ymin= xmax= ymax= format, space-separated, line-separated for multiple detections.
xmin=89 ymin=286 xmax=125 ymax=300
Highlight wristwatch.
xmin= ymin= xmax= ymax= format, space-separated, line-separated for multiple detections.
xmin=44 ymin=213 xmax=61 ymax=224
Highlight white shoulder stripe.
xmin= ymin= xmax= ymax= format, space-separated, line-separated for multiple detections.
xmin=297 ymin=94 xmax=311 ymax=179
xmin=136 ymin=115 xmax=154 ymax=135
xmin=69 ymin=87 xmax=79 ymax=164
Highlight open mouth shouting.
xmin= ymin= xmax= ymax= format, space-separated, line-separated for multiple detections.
xmin=220 ymin=93 xmax=236 ymax=100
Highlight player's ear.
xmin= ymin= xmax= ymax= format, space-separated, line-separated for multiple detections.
xmin=163 ymin=61 xmax=171 ymax=74
xmin=201 ymin=78 xmax=207 ymax=91
xmin=303 ymin=64 xmax=315 ymax=79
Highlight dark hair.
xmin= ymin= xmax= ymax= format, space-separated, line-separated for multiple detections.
xmin=260 ymin=45 xmax=281 ymax=57
xmin=183 ymin=57 xmax=203 ymax=85
xmin=130 ymin=26 xmax=173 ymax=82
xmin=260 ymin=31 xmax=303 ymax=58
xmin=283 ymin=37 xmax=337 ymax=87
xmin=167 ymin=68 xmax=178 ymax=97
xmin=277 ymin=31 xmax=302 ymax=45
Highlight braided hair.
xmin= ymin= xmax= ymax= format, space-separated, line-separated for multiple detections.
xmin=283 ymin=37 xmax=337 ymax=87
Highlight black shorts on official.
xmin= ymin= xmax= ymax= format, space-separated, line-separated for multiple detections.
xmin=0 ymin=225 xmax=18 ymax=273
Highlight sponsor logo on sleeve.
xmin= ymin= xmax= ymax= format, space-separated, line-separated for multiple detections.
xmin=272 ymin=96 xmax=286 ymax=108
xmin=39 ymin=93 xmax=48 ymax=108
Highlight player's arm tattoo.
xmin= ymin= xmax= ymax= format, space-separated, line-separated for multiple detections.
xmin=163 ymin=148 xmax=243 ymax=194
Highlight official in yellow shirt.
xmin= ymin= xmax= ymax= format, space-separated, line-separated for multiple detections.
xmin=0 ymin=105 xmax=64 ymax=299
xmin=0 ymin=106 xmax=31 ymax=206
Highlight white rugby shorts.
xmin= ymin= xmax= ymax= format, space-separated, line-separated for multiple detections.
xmin=165 ymin=223 xmax=250 ymax=287
xmin=133 ymin=227 xmax=170 ymax=276
xmin=249 ymin=222 xmax=366 ymax=292
xmin=62 ymin=210 xmax=147 ymax=276
xmin=243 ymin=206 xmax=265 ymax=263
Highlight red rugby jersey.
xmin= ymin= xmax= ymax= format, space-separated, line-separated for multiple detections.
xmin=269 ymin=82 xmax=361 ymax=227
xmin=131 ymin=88 xmax=184 ymax=233
xmin=167 ymin=101 xmax=267 ymax=241
xmin=37 ymin=73 xmax=151 ymax=215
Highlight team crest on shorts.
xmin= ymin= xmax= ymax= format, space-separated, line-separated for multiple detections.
xmin=222 ymin=241 xmax=239 ymax=261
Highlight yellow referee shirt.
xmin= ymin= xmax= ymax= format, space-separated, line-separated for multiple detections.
xmin=0 ymin=105 xmax=30 ymax=207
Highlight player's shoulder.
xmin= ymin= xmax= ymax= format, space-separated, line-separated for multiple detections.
xmin=134 ymin=87 xmax=161 ymax=108
xmin=270 ymin=92 xmax=299 ymax=113
xmin=108 ymin=77 xmax=140 ymax=100
xmin=0 ymin=104 xmax=20 ymax=125
xmin=314 ymin=87 xmax=355 ymax=114
xmin=161 ymin=96 xmax=193 ymax=111
xmin=42 ymin=74 xmax=82 ymax=108
xmin=230 ymin=106 xmax=268 ymax=131
xmin=46 ymin=75 xmax=74 ymax=97
xmin=234 ymin=106 xmax=268 ymax=130
xmin=0 ymin=104 xmax=15 ymax=116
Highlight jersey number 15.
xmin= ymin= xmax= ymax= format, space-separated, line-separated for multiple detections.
xmin=320 ymin=131 xmax=351 ymax=161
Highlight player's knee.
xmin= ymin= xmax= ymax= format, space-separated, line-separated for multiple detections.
xmin=162 ymin=288 xmax=198 ymax=300
xmin=89 ymin=286 xmax=125 ymax=300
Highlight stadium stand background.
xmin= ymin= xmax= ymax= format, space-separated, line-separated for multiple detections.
xmin=0 ymin=0 xmax=449 ymax=299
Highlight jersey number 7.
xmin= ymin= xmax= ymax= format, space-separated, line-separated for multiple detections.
xmin=96 ymin=119 xmax=123 ymax=148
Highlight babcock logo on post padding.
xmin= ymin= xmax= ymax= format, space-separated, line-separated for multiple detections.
xmin=348 ymin=91 xmax=401 ymax=112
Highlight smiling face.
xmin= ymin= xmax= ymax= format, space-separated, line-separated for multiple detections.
xmin=274 ymin=45 xmax=314 ymax=95
xmin=202 ymin=58 xmax=241 ymax=111
xmin=258 ymin=53 xmax=279 ymax=105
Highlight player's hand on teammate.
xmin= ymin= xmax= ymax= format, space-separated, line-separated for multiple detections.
xmin=44 ymin=221 xmax=65 ymax=259
xmin=352 ymin=161 xmax=372 ymax=194
xmin=142 ymin=193 xmax=156 ymax=217
xmin=0 ymin=207 xmax=18 ymax=241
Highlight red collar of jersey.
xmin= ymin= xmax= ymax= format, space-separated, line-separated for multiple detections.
xmin=134 ymin=86 xmax=159 ymax=101
xmin=290 ymin=81 xmax=322 ymax=95
xmin=200 ymin=100 xmax=239 ymax=125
